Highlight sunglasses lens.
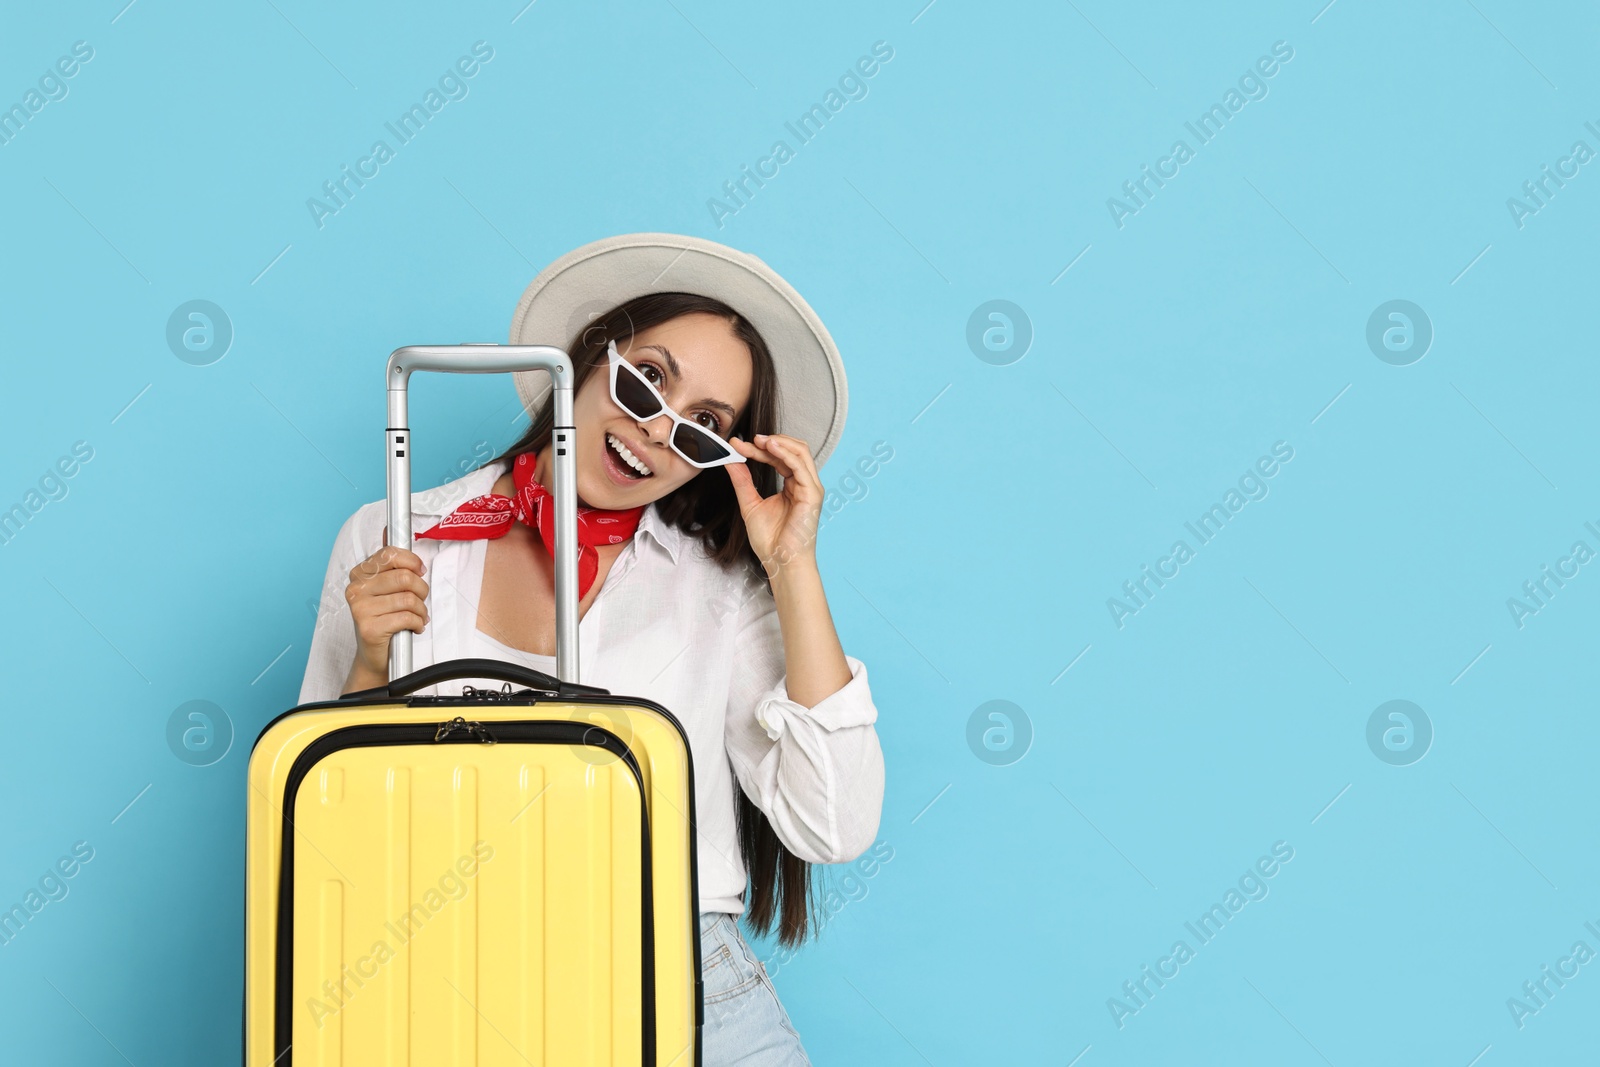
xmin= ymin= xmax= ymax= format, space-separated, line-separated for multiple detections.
xmin=673 ymin=423 xmax=731 ymax=464
xmin=614 ymin=362 xmax=663 ymax=421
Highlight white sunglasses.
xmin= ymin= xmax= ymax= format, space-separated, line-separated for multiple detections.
xmin=606 ymin=340 xmax=747 ymax=469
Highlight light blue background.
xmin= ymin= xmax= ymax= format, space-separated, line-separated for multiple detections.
xmin=2 ymin=0 xmax=1597 ymax=1063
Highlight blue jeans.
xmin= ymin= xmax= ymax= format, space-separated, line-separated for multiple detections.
xmin=698 ymin=911 xmax=813 ymax=1066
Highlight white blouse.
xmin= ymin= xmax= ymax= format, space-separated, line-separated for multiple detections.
xmin=296 ymin=456 xmax=886 ymax=916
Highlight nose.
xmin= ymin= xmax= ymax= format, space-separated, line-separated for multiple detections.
xmin=636 ymin=412 xmax=674 ymax=449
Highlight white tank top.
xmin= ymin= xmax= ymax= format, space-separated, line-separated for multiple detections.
xmin=450 ymin=536 xmax=559 ymax=690
xmin=462 ymin=621 xmax=558 ymax=680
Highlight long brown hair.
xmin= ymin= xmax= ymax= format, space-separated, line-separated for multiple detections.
xmin=482 ymin=291 xmax=821 ymax=947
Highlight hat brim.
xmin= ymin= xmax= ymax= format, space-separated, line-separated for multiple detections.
xmin=508 ymin=232 xmax=847 ymax=470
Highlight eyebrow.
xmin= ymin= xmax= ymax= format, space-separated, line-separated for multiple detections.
xmin=639 ymin=344 xmax=739 ymax=421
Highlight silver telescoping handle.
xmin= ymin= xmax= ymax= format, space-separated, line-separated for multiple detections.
xmin=384 ymin=344 xmax=578 ymax=684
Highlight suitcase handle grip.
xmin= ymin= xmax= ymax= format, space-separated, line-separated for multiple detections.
xmin=354 ymin=658 xmax=612 ymax=701
xmin=384 ymin=344 xmax=582 ymax=685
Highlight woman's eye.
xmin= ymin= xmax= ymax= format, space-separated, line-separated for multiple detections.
xmin=697 ymin=412 xmax=722 ymax=433
xmin=638 ymin=361 xmax=664 ymax=385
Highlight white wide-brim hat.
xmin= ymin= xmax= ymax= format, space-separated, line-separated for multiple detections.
xmin=508 ymin=232 xmax=848 ymax=470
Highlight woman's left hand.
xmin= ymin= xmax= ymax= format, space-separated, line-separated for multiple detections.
xmin=725 ymin=432 xmax=823 ymax=580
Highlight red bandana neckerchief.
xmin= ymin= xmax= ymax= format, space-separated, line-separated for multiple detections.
xmin=415 ymin=453 xmax=646 ymax=599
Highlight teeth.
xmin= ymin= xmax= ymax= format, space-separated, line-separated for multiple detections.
xmin=607 ymin=432 xmax=652 ymax=476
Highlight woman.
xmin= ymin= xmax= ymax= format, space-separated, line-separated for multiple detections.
xmin=298 ymin=233 xmax=885 ymax=1065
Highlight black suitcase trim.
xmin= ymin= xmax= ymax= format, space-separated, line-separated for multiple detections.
xmin=271 ymin=720 xmax=655 ymax=1067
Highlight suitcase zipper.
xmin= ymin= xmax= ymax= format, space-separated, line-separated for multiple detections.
xmin=271 ymin=720 xmax=656 ymax=1066
xmin=459 ymin=682 xmax=527 ymax=702
xmin=433 ymin=715 xmax=497 ymax=742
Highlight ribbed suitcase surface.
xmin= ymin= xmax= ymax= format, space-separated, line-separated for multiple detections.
xmin=292 ymin=742 xmax=646 ymax=1064
xmin=247 ymin=697 xmax=701 ymax=1067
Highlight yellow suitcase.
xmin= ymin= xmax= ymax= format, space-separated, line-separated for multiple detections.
xmin=245 ymin=345 xmax=702 ymax=1065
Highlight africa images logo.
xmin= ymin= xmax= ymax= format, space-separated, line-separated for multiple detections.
xmin=706 ymin=40 xmax=895 ymax=228
xmin=1108 ymin=841 xmax=1295 ymax=1030
xmin=305 ymin=42 xmax=495 ymax=230
xmin=304 ymin=841 xmax=494 ymax=1027
xmin=1105 ymin=40 xmax=1295 ymax=229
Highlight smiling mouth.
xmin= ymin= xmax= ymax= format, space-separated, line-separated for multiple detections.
xmin=605 ymin=431 xmax=654 ymax=480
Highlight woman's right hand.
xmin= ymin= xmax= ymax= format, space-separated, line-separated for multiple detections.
xmin=345 ymin=526 xmax=430 ymax=680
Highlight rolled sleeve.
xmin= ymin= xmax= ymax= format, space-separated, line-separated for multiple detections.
xmin=724 ymin=582 xmax=885 ymax=865
xmin=751 ymin=654 xmax=877 ymax=740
